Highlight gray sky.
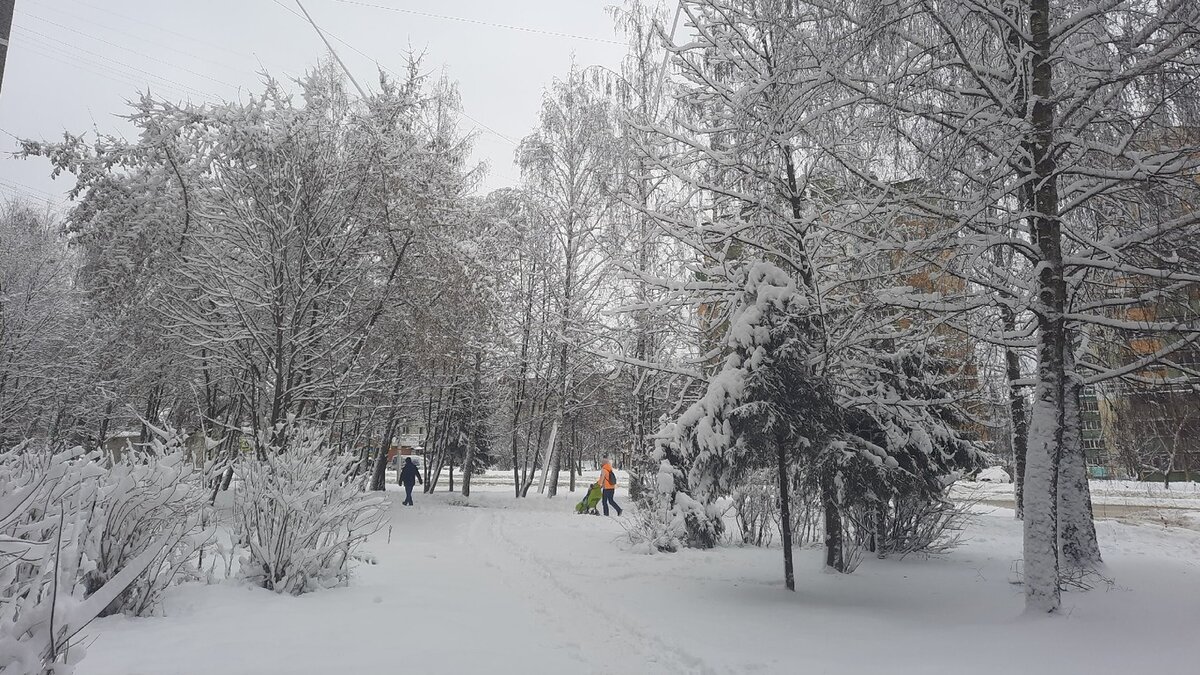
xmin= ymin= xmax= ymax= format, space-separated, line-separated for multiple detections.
xmin=0 ymin=0 xmax=629 ymax=211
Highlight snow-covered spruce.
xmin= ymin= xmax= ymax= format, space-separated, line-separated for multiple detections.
xmin=624 ymin=455 xmax=723 ymax=554
xmin=640 ymin=261 xmax=983 ymax=584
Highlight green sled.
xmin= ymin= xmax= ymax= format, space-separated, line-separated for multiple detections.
xmin=575 ymin=483 xmax=603 ymax=514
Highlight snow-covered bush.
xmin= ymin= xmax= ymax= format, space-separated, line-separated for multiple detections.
xmin=625 ymin=457 xmax=724 ymax=554
xmin=873 ymin=496 xmax=971 ymax=557
xmin=733 ymin=473 xmax=776 ymax=547
xmin=235 ymin=425 xmax=387 ymax=595
xmin=1 ymin=442 xmax=195 ymax=674
xmin=78 ymin=430 xmax=211 ymax=617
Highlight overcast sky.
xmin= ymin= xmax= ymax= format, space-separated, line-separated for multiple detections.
xmin=0 ymin=0 xmax=629 ymax=211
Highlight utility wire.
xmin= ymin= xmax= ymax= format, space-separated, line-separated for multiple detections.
xmin=15 ymin=25 xmax=221 ymax=101
xmin=27 ymin=4 xmax=256 ymax=77
xmin=332 ymin=0 xmax=624 ymax=46
xmin=295 ymin=0 xmax=367 ymax=99
xmin=14 ymin=38 xmax=213 ymax=103
xmin=59 ymin=0 xmax=256 ymax=62
xmin=51 ymin=0 xmax=293 ymax=81
xmin=0 ymin=180 xmax=63 ymax=206
xmin=0 ymin=177 xmax=58 ymax=199
xmin=22 ymin=13 xmax=243 ymax=92
xmin=274 ymin=0 xmax=518 ymax=146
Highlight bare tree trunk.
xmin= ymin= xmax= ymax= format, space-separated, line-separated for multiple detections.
xmin=138 ymin=382 xmax=163 ymax=447
xmin=521 ymin=395 xmax=548 ymax=497
xmin=370 ymin=359 xmax=404 ymax=491
xmin=1058 ymin=345 xmax=1101 ymax=570
xmin=1002 ymin=0 xmax=1032 ymax=523
xmin=1023 ymin=0 xmax=1066 ymax=613
xmin=510 ymin=360 xmax=529 ymax=498
xmin=822 ymin=468 xmax=844 ymax=572
xmin=568 ymin=413 xmax=577 ymax=493
xmin=370 ymin=419 xmax=397 ymax=492
xmin=777 ymin=440 xmax=795 ymax=591
xmin=539 ymin=420 xmax=560 ymax=495
xmin=1004 ymin=306 xmax=1029 ymax=520
xmin=425 ymin=384 xmax=455 ymax=494
xmin=511 ymin=259 xmax=536 ymax=497
xmin=463 ymin=351 xmax=482 ymax=498
xmin=546 ymin=401 xmax=565 ymax=497
xmin=97 ymin=401 xmax=114 ymax=451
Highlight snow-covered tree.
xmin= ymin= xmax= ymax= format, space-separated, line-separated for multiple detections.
xmin=625 ymin=0 xmax=986 ymax=577
xmin=0 ymin=202 xmax=94 ymax=446
xmin=24 ymin=61 xmax=484 ymax=471
xmin=817 ymin=0 xmax=1200 ymax=611
xmin=668 ymin=261 xmax=840 ymax=588
xmin=517 ymin=67 xmax=621 ymax=497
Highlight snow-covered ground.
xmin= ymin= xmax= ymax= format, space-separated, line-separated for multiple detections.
xmin=955 ymin=478 xmax=1200 ymax=513
xmin=76 ymin=482 xmax=1200 ymax=675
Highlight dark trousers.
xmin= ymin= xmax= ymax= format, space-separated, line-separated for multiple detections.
xmin=403 ymin=482 xmax=415 ymax=505
xmin=601 ymin=488 xmax=622 ymax=516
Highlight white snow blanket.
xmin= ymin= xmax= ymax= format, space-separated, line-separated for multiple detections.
xmin=76 ymin=482 xmax=1200 ymax=675
xmin=977 ymin=466 xmax=1011 ymax=483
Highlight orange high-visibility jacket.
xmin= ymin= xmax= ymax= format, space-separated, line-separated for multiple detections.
xmin=600 ymin=463 xmax=617 ymax=490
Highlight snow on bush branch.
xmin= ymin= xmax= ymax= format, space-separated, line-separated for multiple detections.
xmin=0 ymin=431 xmax=208 ymax=674
xmin=234 ymin=423 xmax=387 ymax=595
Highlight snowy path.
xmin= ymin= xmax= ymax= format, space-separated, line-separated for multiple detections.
xmin=76 ymin=485 xmax=1200 ymax=675
xmin=474 ymin=509 xmax=713 ymax=674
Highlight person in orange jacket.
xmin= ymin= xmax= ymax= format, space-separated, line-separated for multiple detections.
xmin=598 ymin=456 xmax=622 ymax=516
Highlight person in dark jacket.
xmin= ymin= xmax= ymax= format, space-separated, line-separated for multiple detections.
xmin=399 ymin=457 xmax=423 ymax=506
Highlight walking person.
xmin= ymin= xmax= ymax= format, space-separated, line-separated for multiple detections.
xmin=399 ymin=457 xmax=423 ymax=506
xmin=598 ymin=456 xmax=622 ymax=517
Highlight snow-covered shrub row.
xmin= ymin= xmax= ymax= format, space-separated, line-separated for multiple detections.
xmin=725 ymin=473 xmax=968 ymax=557
xmin=1 ymin=435 xmax=205 ymax=674
xmin=234 ymin=425 xmax=387 ymax=595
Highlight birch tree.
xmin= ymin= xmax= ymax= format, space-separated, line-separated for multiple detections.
xmin=517 ymin=68 xmax=620 ymax=497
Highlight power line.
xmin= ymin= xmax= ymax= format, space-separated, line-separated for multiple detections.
xmin=332 ymin=0 xmax=624 ymax=46
xmin=294 ymin=1 xmax=368 ymax=99
xmin=27 ymin=4 xmax=256 ymax=77
xmin=0 ymin=177 xmax=58 ymax=199
xmin=15 ymin=24 xmax=221 ymax=99
xmin=14 ymin=25 xmax=221 ymax=101
xmin=15 ymin=38 xmax=217 ymax=104
xmin=274 ymin=0 xmax=518 ymax=146
xmin=0 ymin=181 xmax=62 ymax=207
xmin=17 ymin=40 xmax=161 ymax=94
xmin=462 ymin=116 xmax=517 ymax=146
xmin=0 ymin=186 xmax=53 ymax=205
xmin=59 ymin=0 xmax=256 ymax=63
xmin=22 ymin=13 xmax=244 ymax=93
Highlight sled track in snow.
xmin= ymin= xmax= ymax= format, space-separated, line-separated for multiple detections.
xmin=475 ymin=511 xmax=717 ymax=675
